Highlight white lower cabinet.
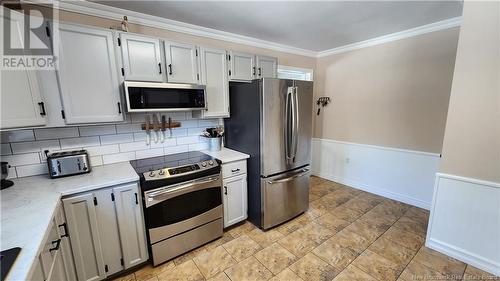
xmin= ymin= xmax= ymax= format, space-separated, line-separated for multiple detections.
xmin=222 ymin=160 xmax=248 ymax=228
xmin=29 ymin=204 xmax=77 ymax=281
xmin=62 ymin=182 xmax=148 ymax=281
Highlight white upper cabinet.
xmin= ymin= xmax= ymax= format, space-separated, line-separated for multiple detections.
xmin=256 ymin=55 xmax=278 ymax=78
xmin=228 ymin=51 xmax=255 ymax=81
xmin=164 ymin=41 xmax=199 ymax=84
xmin=56 ymin=23 xmax=123 ymax=124
xmin=196 ymin=47 xmax=229 ymax=118
xmin=120 ymin=34 xmax=164 ymax=82
xmin=0 ymin=8 xmax=46 ymax=129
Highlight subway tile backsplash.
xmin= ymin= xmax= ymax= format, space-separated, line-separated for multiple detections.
xmin=0 ymin=112 xmax=222 ymax=179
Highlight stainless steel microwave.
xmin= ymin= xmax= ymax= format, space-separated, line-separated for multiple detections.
xmin=124 ymin=81 xmax=206 ymax=112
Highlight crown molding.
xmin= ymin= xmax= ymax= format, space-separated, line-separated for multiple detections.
xmin=30 ymin=0 xmax=461 ymax=58
xmin=317 ymin=16 xmax=462 ymax=57
xmin=49 ymin=0 xmax=318 ymax=57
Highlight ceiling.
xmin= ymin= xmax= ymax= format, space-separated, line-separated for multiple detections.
xmin=94 ymin=1 xmax=463 ymax=52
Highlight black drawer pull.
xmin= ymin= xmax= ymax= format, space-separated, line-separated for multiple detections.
xmin=224 ymin=186 xmax=227 ymax=195
xmin=49 ymin=239 xmax=61 ymax=252
xmin=38 ymin=102 xmax=46 ymax=116
xmin=231 ymin=168 xmax=240 ymax=173
xmin=58 ymin=223 xmax=69 ymax=238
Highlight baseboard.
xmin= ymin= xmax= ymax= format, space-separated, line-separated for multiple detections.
xmin=427 ymin=173 xmax=500 ymax=277
xmin=311 ymin=138 xmax=440 ymax=210
xmin=426 ymin=238 xmax=500 ymax=277
xmin=313 ymin=171 xmax=432 ymax=209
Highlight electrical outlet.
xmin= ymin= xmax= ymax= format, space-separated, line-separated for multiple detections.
xmin=40 ymin=149 xmax=50 ymax=161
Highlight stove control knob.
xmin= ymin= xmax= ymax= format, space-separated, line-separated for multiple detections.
xmin=208 ymin=160 xmax=214 ymax=166
xmin=201 ymin=162 xmax=207 ymax=167
xmin=148 ymin=170 xmax=155 ymax=177
xmin=159 ymin=169 xmax=165 ymax=176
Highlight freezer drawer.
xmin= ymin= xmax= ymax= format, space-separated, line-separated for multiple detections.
xmin=261 ymin=167 xmax=310 ymax=229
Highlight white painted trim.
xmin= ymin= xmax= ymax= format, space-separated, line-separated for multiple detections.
xmin=314 ymin=170 xmax=432 ymax=210
xmin=314 ymin=138 xmax=441 ymax=157
xmin=33 ymin=1 xmax=462 ymax=58
xmin=426 ymin=173 xmax=500 ymax=276
xmin=316 ymin=17 xmax=462 ymax=57
xmin=436 ymin=173 xmax=500 ymax=189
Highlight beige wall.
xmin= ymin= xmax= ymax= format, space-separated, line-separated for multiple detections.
xmin=439 ymin=1 xmax=500 ymax=183
xmin=44 ymin=8 xmax=316 ymax=70
xmin=313 ymin=28 xmax=460 ymax=153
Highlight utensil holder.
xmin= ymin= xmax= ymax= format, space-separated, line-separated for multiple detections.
xmin=207 ymin=137 xmax=222 ymax=151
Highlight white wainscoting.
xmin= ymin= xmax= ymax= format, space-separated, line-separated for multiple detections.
xmin=426 ymin=173 xmax=500 ymax=276
xmin=311 ymin=138 xmax=441 ymax=209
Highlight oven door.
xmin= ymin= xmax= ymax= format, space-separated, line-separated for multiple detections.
xmin=144 ymin=175 xmax=222 ymax=244
xmin=124 ymin=81 xmax=206 ymax=112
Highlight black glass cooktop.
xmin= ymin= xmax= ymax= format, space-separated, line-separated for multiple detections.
xmin=130 ymin=151 xmax=215 ymax=174
xmin=1 ymin=247 xmax=21 ymax=281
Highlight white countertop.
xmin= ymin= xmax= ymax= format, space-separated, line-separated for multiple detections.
xmin=202 ymin=147 xmax=250 ymax=163
xmin=1 ymin=162 xmax=138 ymax=281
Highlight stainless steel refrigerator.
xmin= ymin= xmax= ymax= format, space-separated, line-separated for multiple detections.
xmin=225 ymin=78 xmax=313 ymax=229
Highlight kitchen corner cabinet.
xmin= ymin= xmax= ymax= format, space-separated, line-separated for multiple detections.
xmin=228 ymin=51 xmax=256 ymax=81
xmin=29 ymin=203 xmax=77 ymax=281
xmin=256 ymin=55 xmax=278 ymax=78
xmin=164 ymin=41 xmax=200 ymax=84
xmin=0 ymin=8 xmax=46 ymax=129
xmin=193 ymin=47 xmax=230 ymax=118
xmin=62 ymin=182 xmax=147 ymax=281
xmin=57 ymin=23 xmax=124 ymax=124
xmin=222 ymin=160 xmax=248 ymax=227
xmin=119 ymin=34 xmax=164 ymax=82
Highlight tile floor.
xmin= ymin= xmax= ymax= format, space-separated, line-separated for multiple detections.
xmin=114 ymin=176 xmax=498 ymax=281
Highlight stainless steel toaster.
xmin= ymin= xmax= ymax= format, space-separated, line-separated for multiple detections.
xmin=47 ymin=150 xmax=91 ymax=178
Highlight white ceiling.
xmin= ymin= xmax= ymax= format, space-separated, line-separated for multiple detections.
xmin=94 ymin=1 xmax=463 ymax=52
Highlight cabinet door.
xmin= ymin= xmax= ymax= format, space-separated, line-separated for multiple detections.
xmin=63 ymin=193 xmax=106 ymax=281
xmin=120 ymin=34 xmax=163 ymax=82
xmin=0 ymin=8 xmax=46 ymax=129
xmin=223 ymin=174 xmax=248 ymax=227
xmin=256 ymin=55 xmax=278 ymax=78
xmin=57 ymin=23 xmax=123 ymax=124
xmin=229 ymin=51 xmax=255 ymax=81
xmin=113 ymin=183 xmax=148 ymax=269
xmin=56 ymin=206 xmax=77 ymax=281
xmin=164 ymin=41 xmax=199 ymax=84
xmin=94 ymin=188 xmax=124 ymax=275
xmin=199 ymin=47 xmax=229 ymax=118
xmin=47 ymin=250 xmax=67 ymax=281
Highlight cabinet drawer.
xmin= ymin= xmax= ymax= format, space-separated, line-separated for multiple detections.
xmin=222 ymin=160 xmax=247 ymax=178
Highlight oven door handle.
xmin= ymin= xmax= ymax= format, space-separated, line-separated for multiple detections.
xmin=145 ymin=176 xmax=220 ymax=205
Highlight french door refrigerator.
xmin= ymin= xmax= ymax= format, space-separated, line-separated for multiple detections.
xmin=225 ymin=78 xmax=313 ymax=229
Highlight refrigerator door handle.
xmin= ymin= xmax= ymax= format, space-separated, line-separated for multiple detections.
xmin=291 ymin=86 xmax=299 ymax=161
xmin=285 ymin=87 xmax=293 ymax=160
xmin=267 ymin=167 xmax=310 ymax=184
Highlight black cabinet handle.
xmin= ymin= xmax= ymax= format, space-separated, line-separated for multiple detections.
xmin=252 ymin=66 xmax=256 ymax=76
xmin=168 ymin=64 xmax=173 ymax=75
xmin=158 ymin=63 xmax=162 ymax=74
xmin=58 ymin=223 xmax=69 ymax=238
xmin=38 ymin=102 xmax=46 ymax=116
xmin=49 ymin=239 xmax=61 ymax=252
xmin=135 ymin=192 xmax=138 ymax=204
xmin=224 ymin=186 xmax=227 ymax=195
xmin=231 ymin=168 xmax=240 ymax=173
xmin=117 ymin=102 xmax=122 ymax=114
xmin=258 ymin=67 xmax=262 ymax=76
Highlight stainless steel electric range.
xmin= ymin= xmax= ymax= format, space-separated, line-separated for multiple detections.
xmin=130 ymin=151 xmax=223 ymax=266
